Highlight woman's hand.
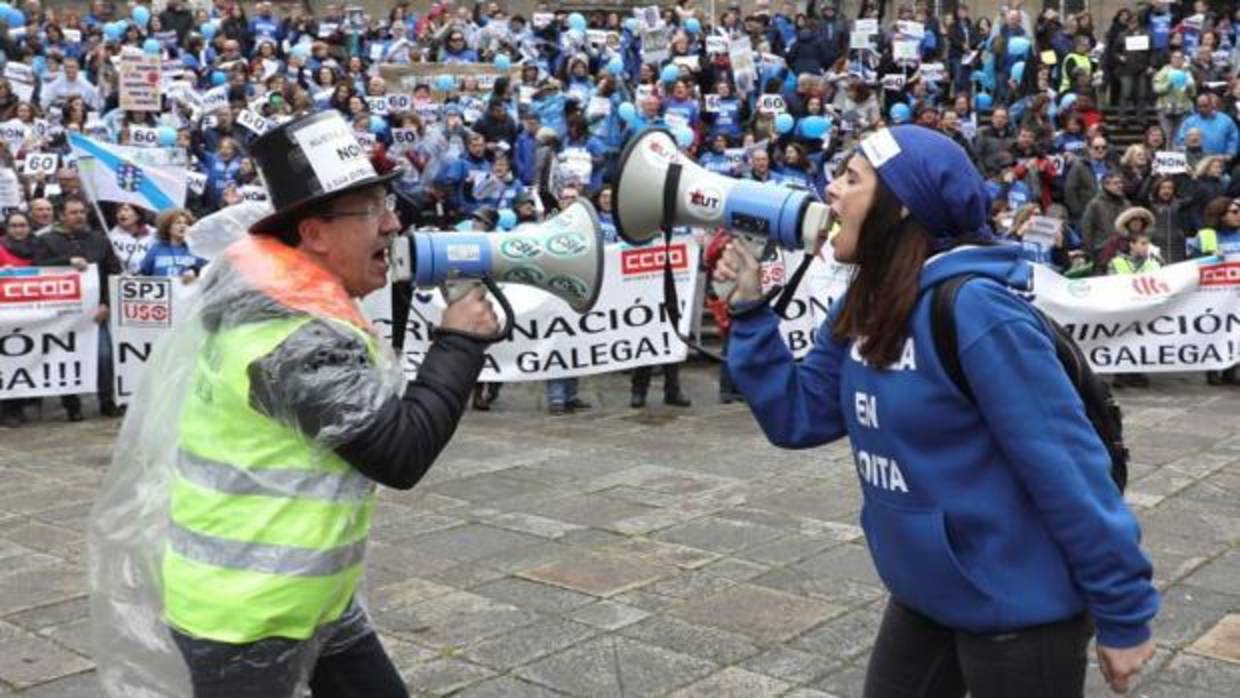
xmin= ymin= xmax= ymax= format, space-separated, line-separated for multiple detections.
xmin=713 ymin=238 xmax=763 ymax=305
xmin=1097 ymin=638 xmax=1155 ymax=694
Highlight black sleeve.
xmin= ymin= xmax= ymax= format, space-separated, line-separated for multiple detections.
xmin=248 ymin=320 xmax=486 ymax=490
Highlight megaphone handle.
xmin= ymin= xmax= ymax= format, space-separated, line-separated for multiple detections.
xmin=433 ymin=277 xmax=515 ymax=344
xmin=710 ymin=234 xmax=767 ymax=303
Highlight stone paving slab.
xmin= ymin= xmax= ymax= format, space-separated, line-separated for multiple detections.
xmin=0 ymin=369 xmax=1238 ymax=696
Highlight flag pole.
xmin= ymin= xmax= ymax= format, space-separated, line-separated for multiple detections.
xmin=74 ymin=154 xmax=112 ymax=233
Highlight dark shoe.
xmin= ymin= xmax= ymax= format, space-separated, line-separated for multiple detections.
xmin=1222 ymin=369 xmax=1240 ymax=386
xmin=719 ymin=391 xmax=744 ymax=405
xmin=664 ymin=392 xmax=692 ymax=407
xmin=630 ymin=393 xmax=646 ymax=408
xmin=566 ymin=398 xmax=592 ymax=410
xmin=100 ymin=402 xmax=125 ymax=418
xmin=472 ymin=394 xmax=491 ymax=411
xmin=66 ymin=407 xmax=84 ymax=422
xmin=1206 ymin=371 xmax=1224 ymax=386
xmin=548 ymin=403 xmax=569 ymax=416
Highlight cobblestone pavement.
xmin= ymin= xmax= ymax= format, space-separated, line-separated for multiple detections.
xmin=1 ymin=366 xmax=1238 ymax=697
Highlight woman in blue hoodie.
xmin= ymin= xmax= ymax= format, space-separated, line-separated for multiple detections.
xmin=716 ymin=126 xmax=1158 ymax=697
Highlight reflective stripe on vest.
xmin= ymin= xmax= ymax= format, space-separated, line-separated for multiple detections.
xmin=168 ymin=522 xmax=367 ymax=577
xmin=177 ymin=449 xmax=373 ymax=503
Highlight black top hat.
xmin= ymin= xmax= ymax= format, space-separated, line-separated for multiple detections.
xmin=248 ymin=110 xmax=400 ymax=235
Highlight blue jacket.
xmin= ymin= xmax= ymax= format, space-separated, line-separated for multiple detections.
xmin=727 ymin=245 xmax=1158 ymax=648
xmin=1176 ymin=112 xmax=1240 ymax=157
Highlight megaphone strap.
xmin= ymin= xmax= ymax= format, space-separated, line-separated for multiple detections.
xmin=657 ymin=162 xmax=726 ymax=363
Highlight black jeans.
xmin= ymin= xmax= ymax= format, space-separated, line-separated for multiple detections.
xmin=171 ymin=606 xmax=406 ymax=698
xmin=863 ymin=600 xmax=1093 ymax=698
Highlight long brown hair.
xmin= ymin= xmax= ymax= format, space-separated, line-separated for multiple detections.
xmin=831 ymin=180 xmax=932 ymax=368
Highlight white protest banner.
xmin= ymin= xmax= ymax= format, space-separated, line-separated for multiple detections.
xmin=1023 ymin=216 xmax=1061 ymax=248
xmin=119 ymin=51 xmax=162 ymax=112
xmin=706 ymin=36 xmax=728 ymax=54
xmin=0 ymin=267 xmax=100 ymax=399
xmin=855 ymin=19 xmax=879 ymax=35
xmin=237 ymin=109 xmax=269 ymax=135
xmin=893 ymin=40 xmax=920 ymax=62
xmin=897 ymin=20 xmax=925 ymax=39
xmin=788 ymin=250 xmax=1240 ymax=372
xmin=1153 ymin=150 xmax=1188 ymax=175
xmin=129 ymin=126 xmax=160 ymax=147
xmin=109 ymin=275 xmax=196 ymax=404
xmin=729 ymin=35 xmax=757 ymax=94
xmin=1125 ymin=35 xmax=1150 ymax=52
xmin=22 ymin=152 xmax=58 ymax=176
xmin=757 ymin=94 xmax=786 ymax=114
xmin=386 ymin=93 xmax=413 ymax=113
xmin=1028 ymin=258 xmax=1239 ymax=372
xmin=392 ymin=242 xmax=702 ymax=381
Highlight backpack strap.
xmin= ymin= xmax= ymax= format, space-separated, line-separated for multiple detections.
xmin=929 ymin=274 xmax=979 ymax=403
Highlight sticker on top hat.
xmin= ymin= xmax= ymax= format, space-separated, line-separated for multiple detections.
xmin=860 ymin=129 xmax=901 ymax=169
xmin=290 ymin=116 xmax=378 ymax=192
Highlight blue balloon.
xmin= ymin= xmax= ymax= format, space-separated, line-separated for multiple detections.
xmin=617 ymin=101 xmax=637 ymax=123
xmin=369 ymin=116 xmax=387 ymax=134
xmin=624 ymin=18 xmax=638 ymax=33
xmin=774 ymin=112 xmax=795 ymax=134
xmin=200 ymin=21 xmax=216 ymax=39
xmin=685 ymin=18 xmax=701 ymax=34
xmin=673 ymin=126 xmax=694 ymax=148
xmin=607 ymin=56 xmax=625 ymax=75
xmin=1011 ymin=61 xmax=1025 ymax=83
xmin=975 ymin=92 xmax=993 ymax=110
xmin=798 ymin=115 xmax=830 ymax=139
xmin=1170 ymin=69 xmax=1187 ymax=89
xmin=211 ymin=70 xmax=226 ymax=86
xmin=0 ymin=4 xmax=10 ymax=14
xmin=493 ymin=53 xmax=511 ymax=71
xmin=6 ymin=8 xmax=22 ymax=26
xmin=157 ymin=126 xmax=177 ymax=147
xmin=888 ymin=102 xmax=911 ymax=123
xmin=435 ymin=74 xmax=456 ymax=91
xmin=1008 ymin=36 xmax=1031 ymax=57
xmin=291 ymin=42 xmax=311 ymax=60
xmin=660 ymin=64 xmax=679 ymax=84
xmin=143 ymin=38 xmax=160 ymax=55
xmin=132 ymin=5 xmax=150 ymax=27
xmin=568 ymin=13 xmax=587 ymax=32
xmin=1058 ymin=92 xmax=1077 ymax=111
xmin=498 ymin=209 xmax=517 ymax=230
xmin=104 ymin=22 xmax=123 ymax=42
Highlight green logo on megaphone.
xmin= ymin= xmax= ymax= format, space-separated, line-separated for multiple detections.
xmin=503 ymin=266 xmax=547 ymax=284
xmin=500 ymin=237 xmax=542 ymax=260
xmin=547 ymin=274 xmax=589 ymax=300
xmin=546 ymin=232 xmax=588 ymax=258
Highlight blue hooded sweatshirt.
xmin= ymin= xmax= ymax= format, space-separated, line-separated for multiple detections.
xmin=728 ymin=127 xmax=1158 ymax=648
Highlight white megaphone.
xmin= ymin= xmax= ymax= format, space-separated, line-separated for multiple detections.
xmin=389 ymin=199 xmax=605 ymax=340
xmin=612 ymin=128 xmax=833 ymax=254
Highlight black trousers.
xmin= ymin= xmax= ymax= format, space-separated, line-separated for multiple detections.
xmin=863 ymin=600 xmax=1093 ymax=698
xmin=171 ymin=609 xmax=406 ymax=698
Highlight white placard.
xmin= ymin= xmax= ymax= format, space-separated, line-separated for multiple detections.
xmin=119 ymin=52 xmax=162 ymax=112
xmin=1023 ymin=216 xmax=1061 ymax=247
xmin=201 ymin=86 xmax=230 ymax=114
xmin=855 ymin=19 xmax=879 ymax=35
xmin=532 ymin=12 xmax=553 ymax=29
xmin=1125 ymin=35 xmax=1150 ymax=52
xmin=291 ymin=117 xmax=377 ymax=191
xmin=1153 ymin=150 xmax=1188 ymax=175
xmin=0 ymin=267 xmax=100 ymax=399
xmin=186 ymin=171 xmax=207 ymax=196
xmin=391 ymin=128 xmax=417 ymax=146
xmin=919 ymin=62 xmax=946 ymax=83
xmin=586 ymin=96 xmax=611 ymax=118
xmin=63 ymin=28 xmax=82 ymax=43
xmin=850 ymin=32 xmax=873 ymax=50
xmin=704 ymin=94 xmax=721 ymax=112
xmin=881 ymin=74 xmax=906 ymax=90
xmin=893 ymin=40 xmax=920 ymax=62
xmin=757 ymin=94 xmax=786 ymax=114
xmin=238 ymin=185 xmax=269 ymax=202
xmin=22 ymin=152 xmax=58 ymax=175
xmin=897 ymin=20 xmax=925 ymax=39
xmin=365 ymin=95 xmax=389 ymax=115
xmin=129 ymin=126 xmax=160 ymax=147
xmin=237 ymin=109 xmax=269 ymax=135
xmin=386 ymin=93 xmax=413 ymax=112
xmin=706 ymin=36 xmax=728 ymax=54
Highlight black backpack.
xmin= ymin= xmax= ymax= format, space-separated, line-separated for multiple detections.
xmin=930 ymin=274 xmax=1129 ymax=493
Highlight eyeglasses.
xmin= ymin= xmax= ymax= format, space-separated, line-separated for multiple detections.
xmin=1091 ymin=144 xmax=1108 ymax=150
xmin=321 ymin=193 xmax=397 ymax=221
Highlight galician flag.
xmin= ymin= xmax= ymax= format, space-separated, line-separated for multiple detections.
xmin=68 ymin=132 xmax=187 ymax=211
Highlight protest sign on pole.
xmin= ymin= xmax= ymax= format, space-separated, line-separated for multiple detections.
xmin=729 ymin=36 xmax=757 ymax=95
xmin=119 ymin=51 xmax=162 ymax=112
xmin=1 ymin=267 xmax=100 ymax=399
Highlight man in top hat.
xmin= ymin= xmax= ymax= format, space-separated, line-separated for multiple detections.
xmin=94 ymin=110 xmax=498 ymax=697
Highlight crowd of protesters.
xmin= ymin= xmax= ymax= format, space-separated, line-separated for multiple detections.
xmin=1 ymin=0 xmax=1239 ymax=427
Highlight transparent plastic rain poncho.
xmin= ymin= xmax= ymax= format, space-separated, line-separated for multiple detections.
xmin=88 ymin=204 xmax=404 ymax=697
